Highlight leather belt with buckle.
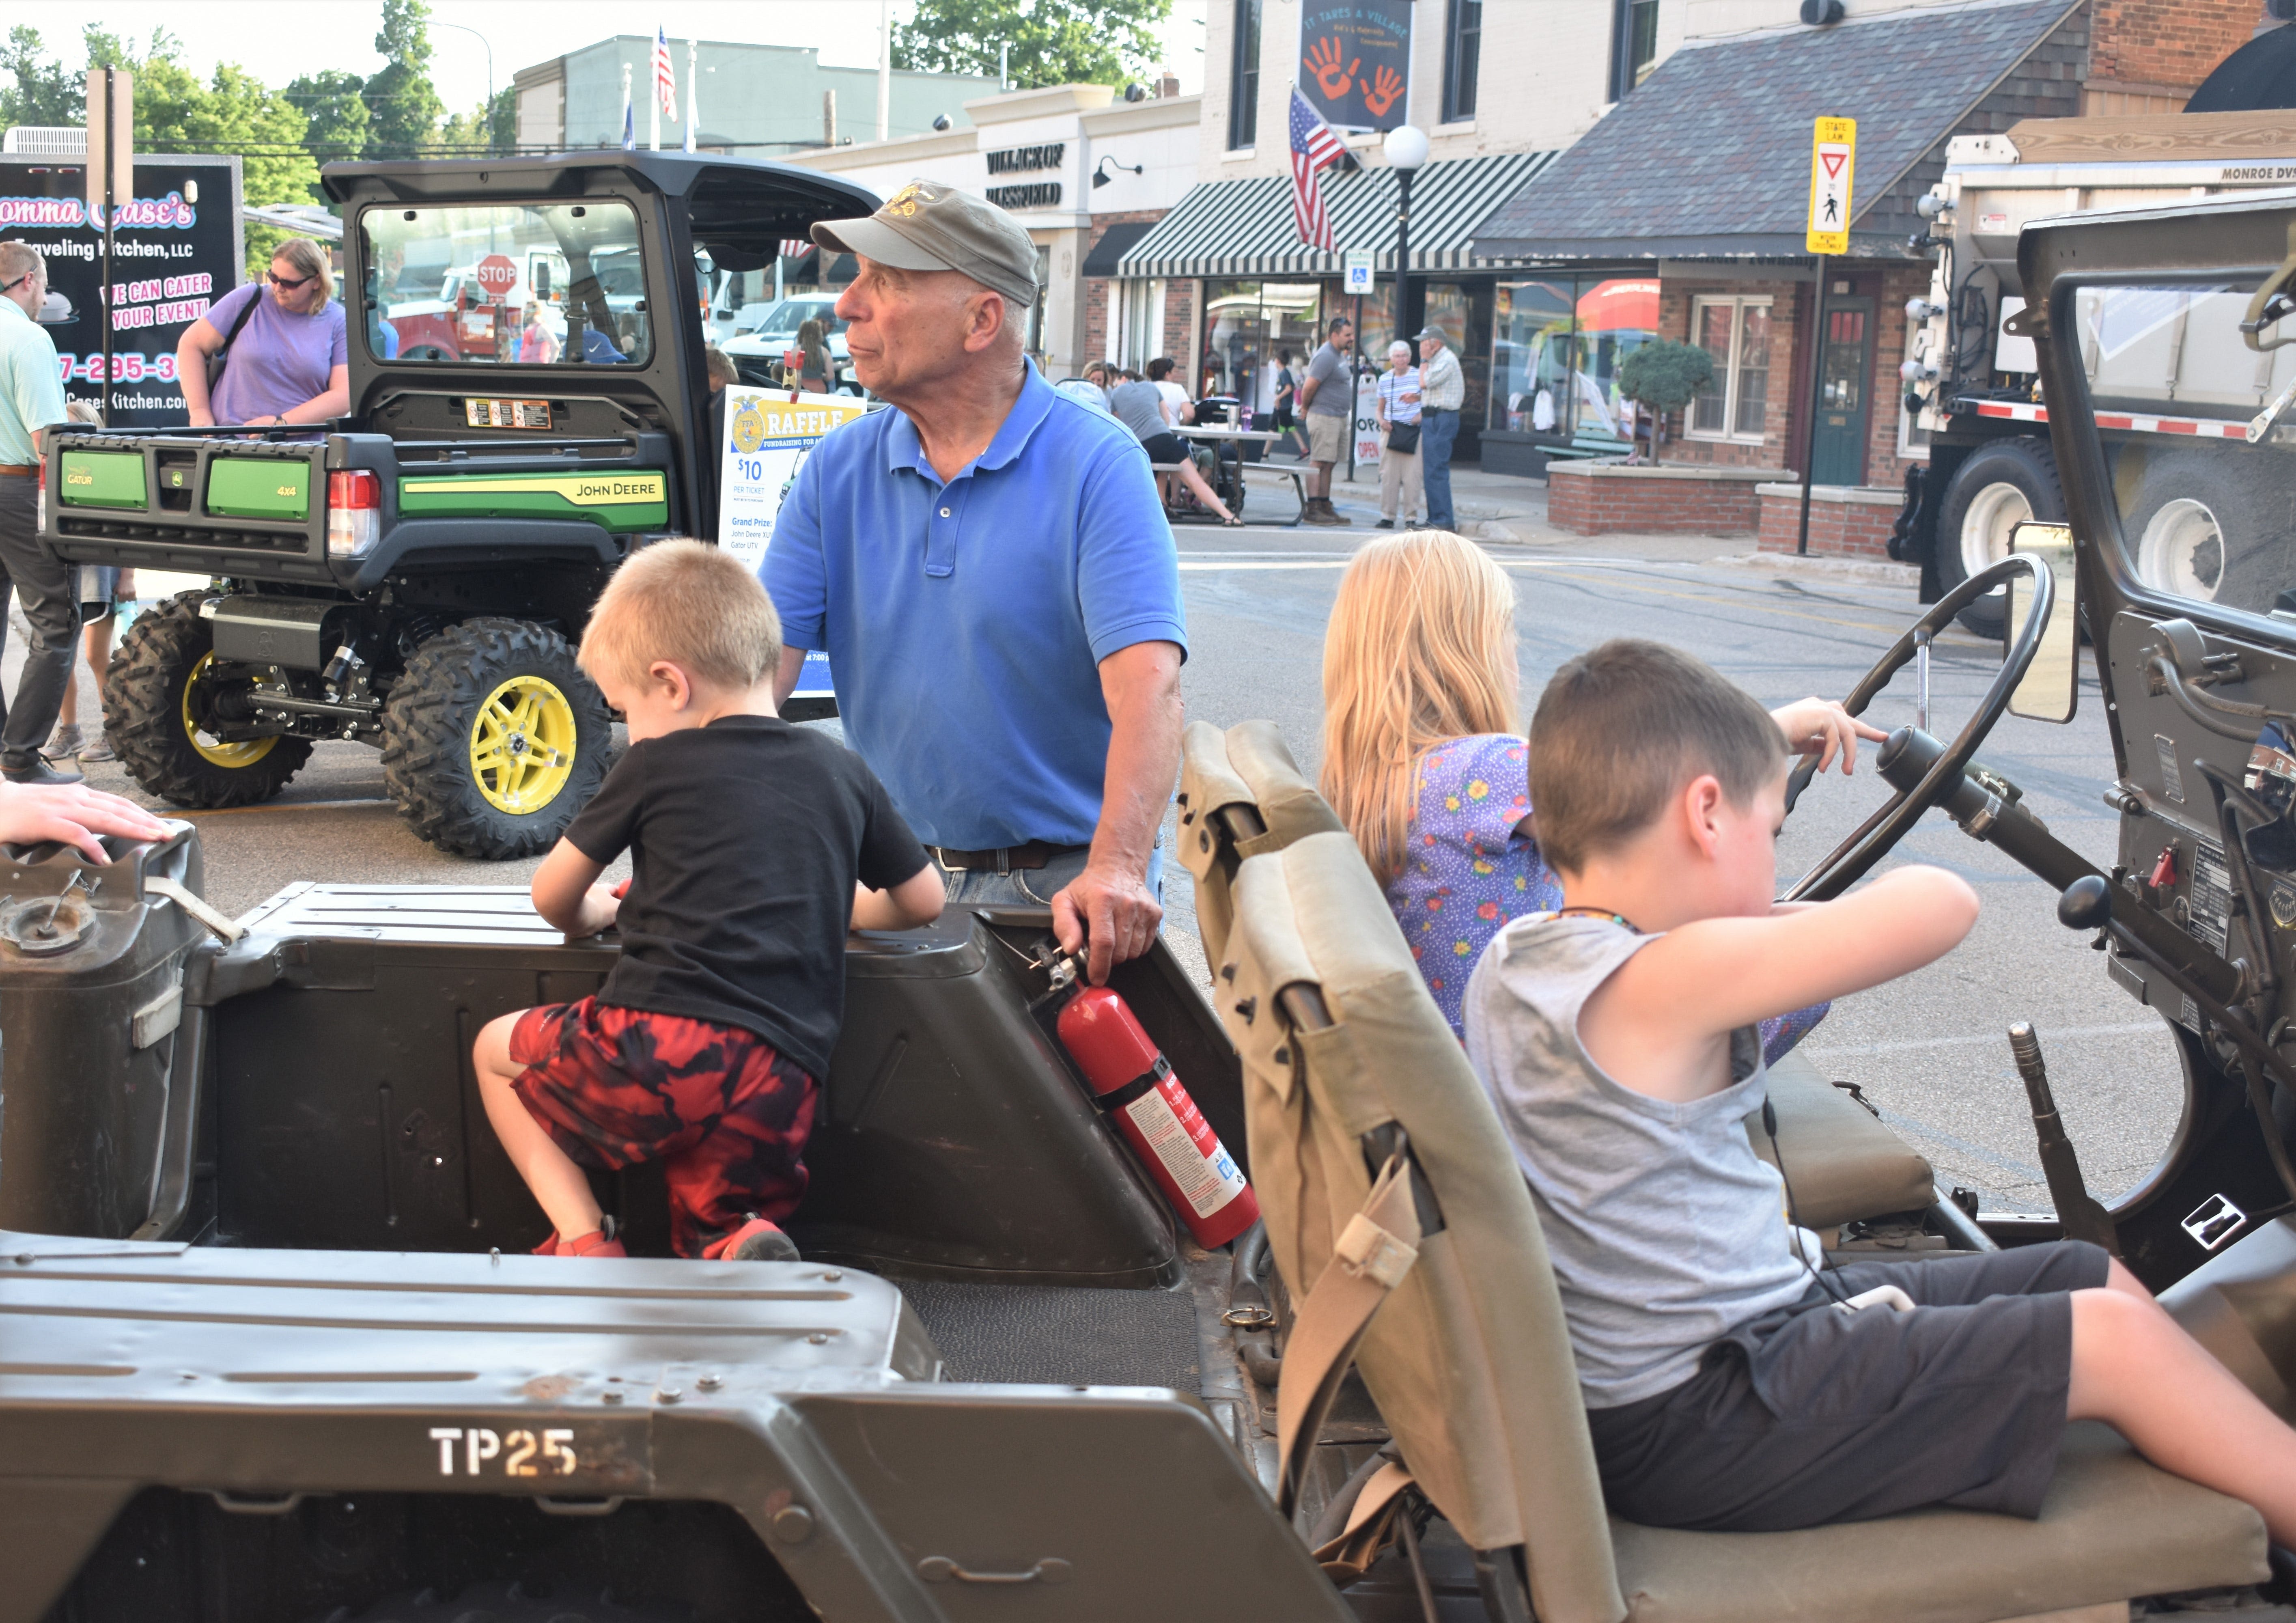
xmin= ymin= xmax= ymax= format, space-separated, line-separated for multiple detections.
xmin=0 ymin=465 xmax=35 ymax=477
xmin=928 ymin=840 xmax=1089 ymax=875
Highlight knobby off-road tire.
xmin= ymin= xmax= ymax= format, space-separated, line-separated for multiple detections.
xmin=103 ymin=591 xmax=312 ymax=808
xmin=381 ymin=617 xmax=612 ymax=860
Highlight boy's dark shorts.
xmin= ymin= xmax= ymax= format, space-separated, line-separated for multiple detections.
xmin=1587 ymin=1241 xmax=2111 ymax=1532
xmin=509 ymin=997 xmax=817 ymax=1259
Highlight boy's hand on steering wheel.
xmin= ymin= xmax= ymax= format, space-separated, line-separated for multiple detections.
xmin=1771 ymin=697 xmax=1888 ymax=777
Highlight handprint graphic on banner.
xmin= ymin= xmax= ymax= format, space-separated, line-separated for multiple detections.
xmin=1304 ymin=36 xmax=1357 ymax=100
xmin=1297 ymin=0 xmax=1413 ymax=130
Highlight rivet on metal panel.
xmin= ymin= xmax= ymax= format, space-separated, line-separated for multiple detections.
xmin=657 ymin=1386 xmax=682 ymax=1404
xmin=602 ymin=1389 xmax=625 ymax=1404
xmin=770 ymin=1504 xmax=816 ymax=1544
xmin=696 ymin=1373 xmax=721 ymax=1390
xmin=808 ymin=1332 xmax=829 ymax=1345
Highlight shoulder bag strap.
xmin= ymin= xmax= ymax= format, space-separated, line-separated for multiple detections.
xmin=207 ymin=288 xmax=263 ymax=387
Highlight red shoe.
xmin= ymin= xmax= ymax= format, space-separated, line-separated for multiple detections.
xmin=703 ymin=1216 xmax=800 ymax=1263
xmin=533 ymin=1216 xmax=625 ymax=1257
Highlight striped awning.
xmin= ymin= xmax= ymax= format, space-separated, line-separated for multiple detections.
xmin=1114 ymin=151 xmax=1559 ymax=280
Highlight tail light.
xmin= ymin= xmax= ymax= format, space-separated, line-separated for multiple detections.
xmin=327 ymin=468 xmax=381 ymax=558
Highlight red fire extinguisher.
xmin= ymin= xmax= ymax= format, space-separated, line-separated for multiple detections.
xmin=1057 ymin=984 xmax=1260 ymax=1248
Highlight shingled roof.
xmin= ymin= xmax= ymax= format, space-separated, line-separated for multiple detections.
xmin=1472 ymin=0 xmax=2084 ymax=261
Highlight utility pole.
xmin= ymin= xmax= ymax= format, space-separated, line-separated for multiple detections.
xmin=878 ymin=0 xmax=892 ymax=141
xmin=84 ymin=68 xmax=132 ymax=429
xmin=823 ymin=90 xmax=838 ymax=147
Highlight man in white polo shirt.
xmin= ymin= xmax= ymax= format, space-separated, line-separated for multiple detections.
xmin=0 ymin=241 xmax=79 ymax=786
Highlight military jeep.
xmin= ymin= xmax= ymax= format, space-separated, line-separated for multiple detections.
xmin=8 ymin=188 xmax=2296 ymax=1623
xmin=40 ymin=153 xmax=872 ymax=859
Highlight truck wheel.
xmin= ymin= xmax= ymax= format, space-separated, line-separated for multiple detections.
xmin=1935 ymin=439 xmax=2066 ymax=638
xmin=103 ymin=592 xmax=312 ymax=808
xmin=2122 ymin=448 xmax=2296 ymax=613
xmin=381 ymin=618 xmax=612 ymax=860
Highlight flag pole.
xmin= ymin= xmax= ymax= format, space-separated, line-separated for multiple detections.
xmin=622 ymin=64 xmax=634 ymax=150
xmin=685 ymin=38 xmax=698 ymax=152
xmin=650 ymin=33 xmax=662 ymax=151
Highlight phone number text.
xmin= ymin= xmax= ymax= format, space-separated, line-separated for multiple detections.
xmin=54 ymin=352 xmax=181 ymax=384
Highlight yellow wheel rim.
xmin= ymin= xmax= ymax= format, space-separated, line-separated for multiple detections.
xmin=182 ymin=652 xmax=279 ymax=768
xmin=470 ymin=673 xmax=579 ymax=815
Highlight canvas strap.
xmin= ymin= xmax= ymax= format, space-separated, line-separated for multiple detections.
xmin=1276 ymin=1149 xmax=1422 ymax=1517
xmin=1309 ymin=1460 xmax=1419 ymax=1582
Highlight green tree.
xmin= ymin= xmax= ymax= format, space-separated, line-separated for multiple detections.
xmin=85 ymin=28 xmax=319 ymax=279
xmin=439 ymin=87 xmax=513 ymax=155
xmin=364 ymin=0 xmax=442 ymax=161
xmin=893 ymin=0 xmax=1171 ymax=91
xmin=0 ymin=25 xmax=80 ymax=127
xmin=286 ymin=69 xmax=370 ymax=164
xmin=1615 ymin=339 xmax=1714 ymax=465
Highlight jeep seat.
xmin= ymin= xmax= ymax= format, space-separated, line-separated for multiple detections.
xmin=1179 ymin=720 xmax=1936 ymax=1230
xmin=1219 ymin=831 xmax=2269 ymax=1623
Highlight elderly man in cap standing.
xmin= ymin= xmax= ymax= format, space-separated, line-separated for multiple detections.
xmin=1415 ymin=324 xmax=1466 ymax=533
xmin=763 ymin=183 xmax=1184 ymax=985
xmin=0 ymin=241 xmax=81 ymax=786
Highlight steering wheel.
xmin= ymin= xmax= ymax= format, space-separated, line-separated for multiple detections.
xmin=1781 ymin=552 xmax=2052 ymax=902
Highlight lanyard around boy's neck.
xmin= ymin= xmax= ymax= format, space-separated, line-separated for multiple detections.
xmin=1553 ymin=904 xmax=1643 ymax=935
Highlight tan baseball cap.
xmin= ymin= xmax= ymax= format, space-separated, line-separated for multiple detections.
xmin=814 ymin=180 xmax=1040 ymax=310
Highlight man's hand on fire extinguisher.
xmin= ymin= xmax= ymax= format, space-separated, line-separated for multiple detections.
xmin=1053 ymin=857 xmax=1163 ymax=986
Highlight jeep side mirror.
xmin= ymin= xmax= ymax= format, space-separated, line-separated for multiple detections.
xmin=2007 ymin=520 xmax=2078 ymax=723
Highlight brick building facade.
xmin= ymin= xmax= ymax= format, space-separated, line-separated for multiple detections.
xmin=2087 ymin=0 xmax=2264 ymax=112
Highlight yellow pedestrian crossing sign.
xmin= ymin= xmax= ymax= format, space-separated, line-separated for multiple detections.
xmin=1807 ymin=117 xmax=1856 ymax=255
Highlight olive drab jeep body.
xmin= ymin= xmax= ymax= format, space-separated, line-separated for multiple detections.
xmin=15 ymin=190 xmax=2296 ymax=1622
xmin=38 ymin=153 xmax=874 ymax=860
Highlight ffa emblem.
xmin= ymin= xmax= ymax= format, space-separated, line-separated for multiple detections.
xmin=885 ymin=181 xmax=940 ymax=218
xmin=733 ymin=399 xmax=766 ymax=453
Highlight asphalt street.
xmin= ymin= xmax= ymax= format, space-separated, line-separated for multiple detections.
xmin=11 ymin=510 xmax=2171 ymax=1220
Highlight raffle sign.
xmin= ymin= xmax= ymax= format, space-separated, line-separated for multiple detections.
xmin=0 ymin=155 xmax=243 ymax=427
xmin=717 ymin=387 xmax=866 ymax=705
xmin=1298 ymin=0 xmax=1414 ymax=132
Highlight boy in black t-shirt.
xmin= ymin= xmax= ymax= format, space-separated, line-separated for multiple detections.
xmin=473 ymin=541 xmax=942 ymax=1261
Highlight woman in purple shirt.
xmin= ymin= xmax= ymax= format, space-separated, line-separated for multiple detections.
xmin=1319 ymin=530 xmax=1877 ymax=1054
xmin=177 ymin=237 xmax=349 ymax=430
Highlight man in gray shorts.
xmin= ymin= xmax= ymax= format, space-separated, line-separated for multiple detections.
xmin=1298 ymin=315 xmax=1354 ymax=527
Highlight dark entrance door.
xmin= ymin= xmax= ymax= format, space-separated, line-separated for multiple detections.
xmin=1811 ymin=297 xmax=1874 ymax=487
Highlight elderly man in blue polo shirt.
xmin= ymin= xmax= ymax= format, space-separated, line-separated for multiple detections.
xmin=765 ymin=183 xmax=1184 ymax=985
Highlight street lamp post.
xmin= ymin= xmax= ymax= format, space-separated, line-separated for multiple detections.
xmin=1384 ymin=124 xmax=1429 ymax=353
xmin=432 ymin=21 xmax=497 ymax=154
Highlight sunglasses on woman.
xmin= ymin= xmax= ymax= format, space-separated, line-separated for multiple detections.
xmin=266 ymin=270 xmax=316 ymax=290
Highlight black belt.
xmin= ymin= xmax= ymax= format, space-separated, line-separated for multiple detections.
xmin=928 ymin=840 xmax=1089 ymax=874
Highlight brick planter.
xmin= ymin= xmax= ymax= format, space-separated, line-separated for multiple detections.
xmin=1755 ymin=484 xmax=1904 ymax=558
xmin=1546 ymin=461 xmax=1782 ymax=536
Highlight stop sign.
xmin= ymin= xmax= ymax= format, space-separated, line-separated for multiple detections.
xmin=474 ymin=254 xmax=518 ymax=300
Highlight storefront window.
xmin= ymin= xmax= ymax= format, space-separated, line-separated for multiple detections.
xmin=1423 ymin=281 xmax=1492 ymax=429
xmin=1119 ymin=278 xmax=1167 ymax=371
xmin=1203 ymin=280 xmax=1321 ymax=408
xmin=1491 ymin=275 xmax=1656 ymax=448
xmin=1690 ymin=294 xmax=1772 ymax=440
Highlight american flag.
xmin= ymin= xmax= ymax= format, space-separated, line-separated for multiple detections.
xmin=1288 ymin=87 xmax=1345 ymax=253
xmin=780 ymin=239 xmax=814 ymax=261
xmin=653 ymin=28 xmax=677 ymax=119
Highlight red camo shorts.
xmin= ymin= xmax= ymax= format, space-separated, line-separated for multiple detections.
xmin=509 ymin=996 xmax=817 ymax=1259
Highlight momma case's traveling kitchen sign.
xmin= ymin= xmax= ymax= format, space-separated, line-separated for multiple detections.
xmin=1807 ymin=117 xmax=1857 ymax=256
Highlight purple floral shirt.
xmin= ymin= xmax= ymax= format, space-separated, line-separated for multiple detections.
xmin=1385 ymin=735 xmax=1558 ymax=1035
xmin=1382 ymin=733 xmax=1828 ymax=1061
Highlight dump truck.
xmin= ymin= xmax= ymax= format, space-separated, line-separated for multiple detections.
xmin=1903 ymin=110 xmax=2296 ymax=632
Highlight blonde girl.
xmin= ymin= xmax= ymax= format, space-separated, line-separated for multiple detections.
xmin=1320 ymin=528 xmax=1872 ymax=1048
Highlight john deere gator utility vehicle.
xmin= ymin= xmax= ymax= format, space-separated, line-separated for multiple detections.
xmin=40 ymin=153 xmax=874 ymax=858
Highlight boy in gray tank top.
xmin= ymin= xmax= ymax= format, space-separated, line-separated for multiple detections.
xmin=1463 ymin=639 xmax=2296 ymax=1542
